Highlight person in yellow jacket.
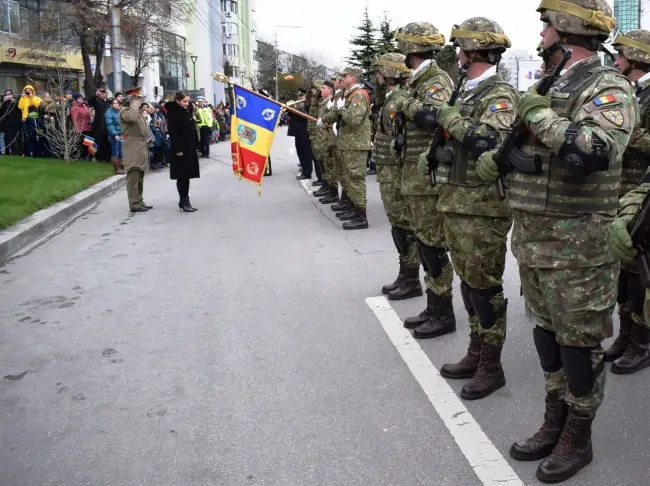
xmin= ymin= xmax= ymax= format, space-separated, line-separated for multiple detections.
xmin=18 ymin=85 xmax=41 ymax=120
xmin=195 ymin=96 xmax=213 ymax=158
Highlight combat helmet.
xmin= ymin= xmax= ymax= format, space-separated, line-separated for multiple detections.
xmin=373 ymin=53 xmax=411 ymax=79
xmin=450 ymin=17 xmax=511 ymax=53
xmin=612 ymin=29 xmax=650 ymax=67
xmin=537 ymin=0 xmax=615 ymax=39
xmin=395 ymin=22 xmax=445 ymax=55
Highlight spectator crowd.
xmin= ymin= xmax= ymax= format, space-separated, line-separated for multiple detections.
xmin=0 ymin=85 xmax=232 ymax=174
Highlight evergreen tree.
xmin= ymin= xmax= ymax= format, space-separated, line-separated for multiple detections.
xmin=345 ymin=7 xmax=378 ymax=78
xmin=376 ymin=13 xmax=396 ymax=56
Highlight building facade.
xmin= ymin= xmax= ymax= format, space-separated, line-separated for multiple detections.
xmin=615 ymin=0 xmax=641 ymax=31
xmin=219 ymin=0 xmax=258 ymax=89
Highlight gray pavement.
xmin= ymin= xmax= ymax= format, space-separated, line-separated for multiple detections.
xmin=0 ymin=127 xmax=647 ymax=485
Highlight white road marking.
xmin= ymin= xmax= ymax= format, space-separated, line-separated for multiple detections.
xmin=365 ymin=296 xmax=524 ymax=486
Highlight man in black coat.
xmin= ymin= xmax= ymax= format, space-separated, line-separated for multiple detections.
xmin=287 ymin=90 xmax=312 ymax=180
xmin=0 ymin=90 xmax=23 ymax=155
xmin=88 ymin=88 xmax=111 ymax=162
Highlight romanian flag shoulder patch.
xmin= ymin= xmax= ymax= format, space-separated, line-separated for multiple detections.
xmin=593 ymin=94 xmax=616 ymax=106
xmin=427 ymin=87 xmax=438 ymax=96
xmin=490 ymin=103 xmax=507 ymax=112
xmin=389 ymin=111 xmax=396 ymax=119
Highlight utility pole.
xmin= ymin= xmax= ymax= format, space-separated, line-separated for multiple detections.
xmin=274 ymin=34 xmax=279 ymax=100
xmin=111 ymin=0 xmax=122 ymax=93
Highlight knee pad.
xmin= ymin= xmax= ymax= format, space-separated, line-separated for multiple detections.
xmin=417 ymin=243 xmax=449 ymax=279
xmin=460 ymin=281 xmax=475 ymax=316
xmin=391 ymin=227 xmax=409 ymax=255
xmin=533 ymin=327 xmax=562 ymax=373
xmin=617 ymin=270 xmax=629 ymax=304
xmin=626 ymin=273 xmax=646 ymax=315
xmin=468 ymin=285 xmax=506 ymax=329
xmin=560 ymin=346 xmax=604 ymax=398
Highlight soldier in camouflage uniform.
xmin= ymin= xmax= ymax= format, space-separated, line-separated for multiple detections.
xmin=394 ymin=22 xmax=457 ymax=339
xmin=416 ymin=18 xmax=518 ymax=400
xmin=307 ymin=82 xmax=324 ymax=186
xmin=477 ymin=1 xmax=637 ymax=482
xmin=314 ymin=80 xmax=340 ymax=205
xmin=372 ymin=53 xmax=422 ymax=301
xmin=320 ymin=67 xmax=372 ymax=230
xmin=330 ymin=73 xmax=352 ymax=213
xmin=603 ymin=29 xmax=650 ymax=375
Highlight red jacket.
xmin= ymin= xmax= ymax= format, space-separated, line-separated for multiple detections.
xmin=70 ymin=104 xmax=91 ymax=133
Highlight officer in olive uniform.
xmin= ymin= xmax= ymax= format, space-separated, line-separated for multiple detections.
xmin=477 ymin=0 xmax=637 ymax=482
xmin=417 ymin=18 xmax=519 ymax=400
xmin=372 ymin=53 xmax=423 ymax=301
xmin=321 ymin=67 xmax=372 ymax=230
xmin=307 ymin=82 xmax=324 ymax=185
xmin=604 ymin=29 xmax=650 ymax=375
xmin=394 ymin=22 xmax=457 ymax=339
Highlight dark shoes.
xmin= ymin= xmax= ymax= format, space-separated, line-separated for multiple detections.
xmin=178 ymin=197 xmax=196 ymax=212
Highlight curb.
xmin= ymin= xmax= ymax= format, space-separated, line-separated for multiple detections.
xmin=0 ymin=174 xmax=126 ymax=264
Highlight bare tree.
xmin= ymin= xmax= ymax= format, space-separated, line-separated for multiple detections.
xmin=289 ymin=52 xmax=327 ymax=86
xmin=497 ymin=62 xmax=513 ymax=85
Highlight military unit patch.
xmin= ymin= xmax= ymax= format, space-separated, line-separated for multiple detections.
xmin=490 ymin=102 xmax=507 ymax=112
xmin=593 ymin=94 xmax=615 ymax=106
xmin=602 ymin=109 xmax=624 ymax=127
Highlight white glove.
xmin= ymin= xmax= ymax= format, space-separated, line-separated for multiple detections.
xmin=332 ymin=123 xmax=338 ymax=136
xmin=336 ymin=99 xmax=345 ymax=109
xmin=317 ymin=118 xmax=325 ymax=128
xmin=326 ymin=100 xmax=334 ymax=109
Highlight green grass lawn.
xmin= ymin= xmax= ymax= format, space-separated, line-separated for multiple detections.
xmin=0 ymin=156 xmax=114 ymax=230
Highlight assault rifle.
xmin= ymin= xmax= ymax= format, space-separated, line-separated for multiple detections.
xmin=494 ymin=46 xmax=572 ymax=200
xmin=427 ymin=68 xmax=467 ymax=186
xmin=629 ymin=191 xmax=650 ymax=288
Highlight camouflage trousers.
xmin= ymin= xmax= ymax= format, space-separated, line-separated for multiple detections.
xmin=444 ymin=213 xmax=512 ymax=346
xmin=314 ymin=145 xmax=339 ymax=188
xmin=404 ymin=195 xmax=453 ymax=299
xmin=341 ymin=150 xmax=368 ymax=208
xmin=618 ymin=268 xmax=649 ymax=329
xmin=519 ymin=262 xmax=617 ymax=414
xmin=332 ymin=148 xmax=345 ymax=191
xmin=379 ymin=180 xmax=420 ymax=269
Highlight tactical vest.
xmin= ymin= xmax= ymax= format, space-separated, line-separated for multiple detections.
xmin=308 ymin=101 xmax=319 ymax=140
xmin=508 ymin=59 xmax=623 ymax=216
xmin=620 ymin=85 xmax=650 ymax=197
xmin=374 ymin=90 xmax=402 ymax=167
xmin=435 ymin=76 xmax=511 ymax=186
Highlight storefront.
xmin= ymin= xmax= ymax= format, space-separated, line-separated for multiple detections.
xmin=0 ymin=46 xmax=83 ymax=95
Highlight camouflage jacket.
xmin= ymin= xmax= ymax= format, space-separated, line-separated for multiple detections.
xmin=510 ymin=54 xmax=638 ymax=269
xmin=321 ymin=85 xmax=372 ymax=151
xmin=308 ymin=100 xmax=319 ymax=141
xmin=313 ymin=96 xmax=335 ymax=156
xmin=374 ymin=86 xmax=409 ymax=184
xmin=437 ymin=71 xmax=519 ymax=218
xmin=397 ymin=60 xmax=453 ymax=195
xmin=620 ymin=77 xmax=650 ymax=197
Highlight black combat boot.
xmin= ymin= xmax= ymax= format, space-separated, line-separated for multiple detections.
xmin=404 ymin=289 xmax=435 ymax=329
xmin=440 ymin=332 xmax=481 ymax=379
xmin=412 ymin=293 xmax=456 ymax=339
xmin=313 ymin=181 xmax=329 ymax=197
xmin=460 ymin=342 xmax=506 ymax=400
xmin=343 ymin=207 xmax=369 ymax=230
xmin=605 ymin=312 xmax=633 ymax=362
xmin=536 ymin=408 xmax=594 ymax=484
xmin=332 ymin=191 xmax=351 ymax=211
xmin=319 ymin=186 xmax=339 ymax=204
xmin=388 ymin=264 xmax=422 ymax=300
xmin=382 ymin=257 xmax=404 ymax=295
xmin=337 ymin=203 xmax=356 ymax=221
xmin=510 ymin=394 xmax=568 ymax=461
xmin=611 ymin=323 xmax=650 ymax=374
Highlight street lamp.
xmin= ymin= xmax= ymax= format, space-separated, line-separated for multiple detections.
xmin=275 ymin=26 xmax=301 ymax=101
xmin=190 ymin=55 xmax=198 ymax=92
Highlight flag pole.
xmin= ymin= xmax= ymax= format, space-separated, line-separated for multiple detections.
xmin=211 ymin=72 xmax=320 ymax=123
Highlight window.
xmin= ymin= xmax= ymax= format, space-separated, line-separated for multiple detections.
xmin=232 ymin=67 xmax=239 ymax=77
xmin=223 ymin=44 xmax=227 ymax=55
xmin=220 ymin=0 xmax=227 ymax=11
xmin=0 ymin=1 xmax=20 ymax=35
xmin=39 ymin=11 xmax=59 ymax=42
xmin=230 ymin=0 xmax=237 ymax=13
xmin=614 ymin=0 xmax=640 ymax=32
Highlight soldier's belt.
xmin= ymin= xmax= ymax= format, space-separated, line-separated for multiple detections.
xmin=507 ymin=147 xmax=542 ymax=174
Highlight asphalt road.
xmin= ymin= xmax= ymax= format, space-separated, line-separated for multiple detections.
xmin=0 ymin=127 xmax=647 ymax=486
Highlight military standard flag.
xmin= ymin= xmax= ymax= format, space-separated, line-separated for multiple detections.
xmin=230 ymin=109 xmax=241 ymax=176
xmin=231 ymin=86 xmax=281 ymax=191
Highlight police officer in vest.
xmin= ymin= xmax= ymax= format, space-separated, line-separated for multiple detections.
xmin=477 ymin=0 xmax=637 ymax=482
xmin=604 ymin=29 xmax=650 ymax=375
xmin=415 ymin=18 xmax=519 ymax=400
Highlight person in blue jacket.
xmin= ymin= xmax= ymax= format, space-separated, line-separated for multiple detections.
xmin=105 ymin=98 xmax=125 ymax=174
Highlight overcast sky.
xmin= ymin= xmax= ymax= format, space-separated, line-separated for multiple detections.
xmin=254 ymin=0 xmax=549 ymax=68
